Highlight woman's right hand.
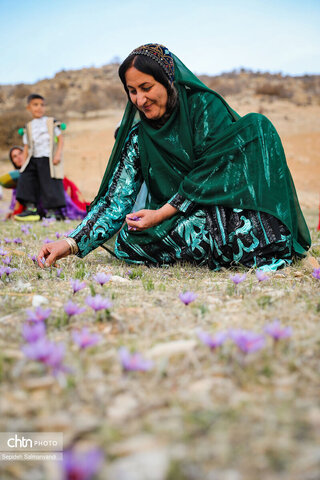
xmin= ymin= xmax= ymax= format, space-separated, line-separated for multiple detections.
xmin=37 ymin=239 xmax=71 ymax=268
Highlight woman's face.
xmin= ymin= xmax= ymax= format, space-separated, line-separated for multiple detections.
xmin=125 ymin=67 xmax=168 ymax=120
xmin=10 ymin=148 xmax=24 ymax=168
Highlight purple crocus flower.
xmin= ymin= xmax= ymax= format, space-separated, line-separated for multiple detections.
xmin=0 ymin=248 xmax=8 ymax=255
xmin=26 ymin=306 xmax=52 ymax=323
xmin=28 ymin=254 xmax=37 ymax=263
xmin=13 ymin=237 xmax=22 ymax=244
xmin=4 ymin=238 xmax=12 ymax=244
xmin=264 ymin=320 xmax=292 ymax=341
xmin=312 ymin=268 xmax=320 ymax=280
xmin=62 ymin=447 xmax=103 ymax=480
xmin=22 ymin=338 xmax=66 ymax=373
xmin=2 ymin=256 xmax=12 ymax=265
xmin=256 ymin=270 xmax=269 ymax=282
xmin=196 ymin=329 xmax=228 ymax=350
xmin=92 ymin=272 xmax=112 ymax=286
xmin=44 ymin=237 xmax=53 ymax=244
xmin=3 ymin=266 xmax=18 ymax=276
xmin=55 ymin=232 xmax=62 ymax=239
xmin=72 ymin=328 xmax=101 ymax=349
xmin=230 ymin=273 xmax=247 ymax=285
xmin=119 ymin=346 xmax=153 ymax=372
xmin=229 ymin=329 xmax=265 ymax=354
xmin=22 ymin=322 xmax=46 ymax=343
xmin=128 ymin=215 xmax=141 ymax=221
xmin=0 ymin=266 xmax=6 ymax=277
xmin=20 ymin=225 xmax=31 ymax=235
xmin=70 ymin=279 xmax=86 ymax=294
xmin=64 ymin=300 xmax=86 ymax=318
xmin=179 ymin=291 xmax=198 ymax=305
xmin=56 ymin=268 xmax=62 ymax=278
xmin=86 ymin=295 xmax=112 ymax=312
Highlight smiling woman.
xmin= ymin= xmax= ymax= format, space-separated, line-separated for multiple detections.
xmin=37 ymin=43 xmax=310 ymax=272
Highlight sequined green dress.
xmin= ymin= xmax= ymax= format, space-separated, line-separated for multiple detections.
xmin=69 ymin=54 xmax=310 ymax=271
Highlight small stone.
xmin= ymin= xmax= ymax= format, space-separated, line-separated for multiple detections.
xmin=32 ymin=295 xmax=49 ymax=307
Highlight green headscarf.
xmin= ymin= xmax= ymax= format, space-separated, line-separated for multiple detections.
xmin=91 ymin=44 xmax=310 ymax=256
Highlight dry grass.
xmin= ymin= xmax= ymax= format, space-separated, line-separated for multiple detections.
xmin=0 ymin=202 xmax=319 ymax=480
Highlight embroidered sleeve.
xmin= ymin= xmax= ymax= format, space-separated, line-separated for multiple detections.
xmin=68 ymin=126 xmax=142 ymax=258
xmin=168 ymin=193 xmax=194 ymax=214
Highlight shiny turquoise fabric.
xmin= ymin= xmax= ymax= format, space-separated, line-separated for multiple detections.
xmin=90 ymin=53 xmax=310 ymax=256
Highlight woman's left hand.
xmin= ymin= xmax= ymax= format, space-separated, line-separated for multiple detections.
xmin=126 ymin=204 xmax=178 ymax=232
xmin=126 ymin=209 xmax=161 ymax=231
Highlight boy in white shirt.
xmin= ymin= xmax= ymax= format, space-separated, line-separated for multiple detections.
xmin=15 ymin=94 xmax=66 ymax=221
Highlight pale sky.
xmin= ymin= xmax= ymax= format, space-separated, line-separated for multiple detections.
xmin=0 ymin=0 xmax=319 ymax=84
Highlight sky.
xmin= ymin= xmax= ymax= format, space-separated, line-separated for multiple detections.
xmin=0 ymin=0 xmax=319 ymax=84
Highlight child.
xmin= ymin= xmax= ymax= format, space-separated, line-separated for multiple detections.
xmin=14 ymin=94 xmax=66 ymax=221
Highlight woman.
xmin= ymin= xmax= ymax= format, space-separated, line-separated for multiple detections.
xmin=1 ymin=146 xmax=90 ymax=220
xmin=37 ymin=44 xmax=310 ymax=271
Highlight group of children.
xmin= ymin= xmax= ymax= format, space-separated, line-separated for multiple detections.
xmin=13 ymin=93 xmax=66 ymax=221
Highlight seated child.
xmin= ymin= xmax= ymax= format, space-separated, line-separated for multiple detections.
xmin=15 ymin=94 xmax=66 ymax=221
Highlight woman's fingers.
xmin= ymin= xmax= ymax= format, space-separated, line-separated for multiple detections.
xmin=36 ymin=240 xmax=71 ymax=268
xmin=37 ymin=245 xmax=51 ymax=268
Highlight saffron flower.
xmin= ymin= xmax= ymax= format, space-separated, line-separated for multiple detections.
xmin=3 ymin=266 xmax=18 ymax=276
xmin=70 ymin=278 xmax=86 ymax=294
xmin=62 ymin=447 xmax=103 ymax=480
xmin=56 ymin=268 xmax=62 ymax=278
xmin=44 ymin=237 xmax=53 ymax=244
xmin=72 ymin=328 xmax=101 ymax=349
xmin=229 ymin=329 xmax=265 ymax=354
xmin=28 ymin=254 xmax=37 ymax=263
xmin=0 ymin=266 xmax=6 ymax=277
xmin=20 ymin=225 xmax=31 ymax=235
xmin=26 ymin=306 xmax=52 ymax=323
xmin=264 ymin=319 xmax=292 ymax=341
xmin=4 ymin=238 xmax=12 ymax=244
xmin=22 ymin=322 xmax=46 ymax=343
xmin=0 ymin=248 xmax=8 ymax=256
xmin=13 ymin=237 xmax=22 ymax=244
xmin=196 ymin=329 xmax=228 ymax=350
xmin=179 ymin=291 xmax=198 ymax=305
xmin=2 ymin=256 xmax=12 ymax=265
xmin=22 ymin=338 xmax=66 ymax=373
xmin=92 ymin=272 xmax=112 ymax=286
xmin=64 ymin=300 xmax=86 ymax=318
xmin=86 ymin=295 xmax=112 ymax=312
xmin=312 ymin=268 xmax=320 ymax=280
xmin=128 ymin=215 xmax=141 ymax=221
xmin=55 ymin=232 xmax=62 ymax=239
xmin=230 ymin=273 xmax=247 ymax=285
xmin=256 ymin=270 xmax=269 ymax=282
xmin=119 ymin=346 xmax=153 ymax=372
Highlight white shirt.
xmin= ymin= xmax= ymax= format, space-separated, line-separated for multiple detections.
xmin=23 ymin=116 xmax=61 ymax=158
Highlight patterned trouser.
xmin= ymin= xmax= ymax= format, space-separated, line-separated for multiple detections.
xmin=114 ymin=206 xmax=292 ymax=271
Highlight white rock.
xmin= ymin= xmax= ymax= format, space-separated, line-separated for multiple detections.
xmin=147 ymin=340 xmax=197 ymax=358
xmin=111 ymin=275 xmax=130 ymax=284
xmin=32 ymin=295 xmax=49 ymax=307
xmin=107 ymin=448 xmax=169 ymax=480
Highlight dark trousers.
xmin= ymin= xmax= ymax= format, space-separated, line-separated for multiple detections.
xmin=16 ymin=156 xmax=65 ymax=209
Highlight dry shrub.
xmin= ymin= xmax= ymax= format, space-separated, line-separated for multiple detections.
xmin=199 ymin=76 xmax=243 ymax=96
xmin=0 ymin=110 xmax=29 ymax=149
xmin=103 ymin=84 xmax=127 ymax=108
xmin=12 ymin=84 xmax=32 ymax=100
xmin=255 ymin=83 xmax=292 ymax=99
xmin=45 ymin=88 xmax=67 ymax=108
xmin=78 ymin=88 xmax=102 ymax=113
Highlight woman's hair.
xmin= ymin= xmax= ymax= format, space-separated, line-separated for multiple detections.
xmin=9 ymin=146 xmax=23 ymax=169
xmin=118 ymin=54 xmax=178 ymax=127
